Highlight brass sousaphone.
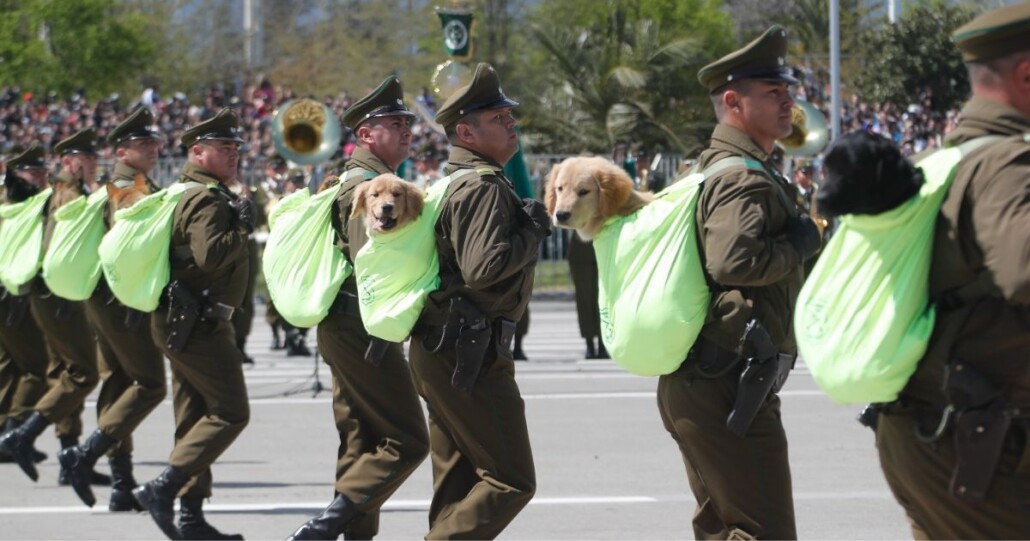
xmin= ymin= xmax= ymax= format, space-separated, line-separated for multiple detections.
xmin=776 ymin=99 xmax=831 ymax=231
xmin=271 ymin=98 xmax=342 ymax=165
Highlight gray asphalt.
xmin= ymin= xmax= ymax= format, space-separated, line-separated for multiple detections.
xmin=0 ymin=300 xmax=910 ymax=540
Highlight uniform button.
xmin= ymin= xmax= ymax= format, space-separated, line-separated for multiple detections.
xmin=957 ymin=486 xmax=967 ymax=495
xmin=976 ymin=425 xmax=985 ymax=433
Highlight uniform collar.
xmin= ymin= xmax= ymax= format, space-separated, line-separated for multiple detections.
xmin=708 ymin=124 xmax=773 ymax=164
xmin=112 ymin=161 xmax=142 ymax=181
xmin=54 ymin=169 xmax=77 ymax=185
xmin=180 ymin=161 xmax=224 ymax=187
xmin=346 ymin=146 xmax=394 ymax=176
xmin=444 ymin=145 xmax=504 ymax=175
xmin=945 ymin=96 xmax=1030 ymax=146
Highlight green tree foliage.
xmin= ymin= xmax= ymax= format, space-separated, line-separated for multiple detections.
xmin=854 ymin=2 xmax=975 ymax=112
xmin=524 ymin=0 xmax=734 ymax=155
xmin=0 ymin=0 xmax=155 ymax=99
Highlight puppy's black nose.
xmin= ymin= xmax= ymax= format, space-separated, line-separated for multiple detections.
xmin=381 ymin=203 xmax=394 ymax=214
xmin=555 ymin=211 xmax=571 ymax=223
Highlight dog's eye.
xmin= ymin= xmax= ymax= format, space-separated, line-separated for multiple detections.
xmin=370 ymin=192 xmax=379 ymax=197
xmin=555 ymin=186 xmax=563 ymax=192
xmin=577 ymin=189 xmax=589 ymax=196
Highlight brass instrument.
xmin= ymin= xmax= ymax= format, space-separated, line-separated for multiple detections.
xmin=271 ymin=98 xmax=342 ymax=165
xmin=777 ymin=100 xmax=831 ymax=233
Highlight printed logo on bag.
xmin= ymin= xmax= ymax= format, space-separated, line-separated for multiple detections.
xmin=801 ymin=299 xmax=827 ymax=339
xmin=600 ymin=307 xmax=613 ymax=343
xmin=358 ymin=276 xmax=375 ymax=305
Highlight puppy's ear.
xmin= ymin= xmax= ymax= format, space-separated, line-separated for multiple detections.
xmin=106 ymin=182 xmax=120 ymax=199
xmin=596 ymin=162 xmax=632 ymax=219
xmin=406 ymin=184 xmax=425 ymax=219
xmin=350 ymin=182 xmax=369 ymax=218
xmin=544 ymin=162 xmax=561 ymax=215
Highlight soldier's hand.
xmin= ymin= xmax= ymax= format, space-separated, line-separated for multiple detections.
xmin=230 ymin=198 xmax=257 ymax=233
xmin=787 ymin=214 xmax=821 ymax=262
xmin=522 ymin=198 xmax=552 ymax=237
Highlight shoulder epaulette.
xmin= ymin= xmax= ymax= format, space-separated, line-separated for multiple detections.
xmin=475 ymin=165 xmax=500 ymax=177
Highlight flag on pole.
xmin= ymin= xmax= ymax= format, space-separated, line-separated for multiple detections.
xmin=437 ymin=9 xmax=474 ymax=59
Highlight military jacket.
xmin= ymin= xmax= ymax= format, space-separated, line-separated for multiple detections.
xmin=902 ymin=97 xmax=1030 ymax=409
xmin=330 ymin=146 xmax=393 ymax=297
xmin=168 ymin=162 xmax=250 ymax=308
xmin=425 ymin=146 xmax=539 ymax=322
xmin=694 ymin=124 xmax=807 ymax=353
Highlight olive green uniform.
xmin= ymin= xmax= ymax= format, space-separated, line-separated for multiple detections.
xmin=317 ymin=146 xmax=429 ymax=537
xmin=29 ymin=171 xmax=100 ymax=436
xmin=657 ymin=124 xmax=804 ymax=540
xmin=85 ymin=161 xmax=166 ymax=458
xmin=876 ymin=97 xmax=1030 ymax=539
xmin=150 ymin=162 xmax=251 ymax=498
xmin=409 ymin=146 xmax=543 ymax=539
xmin=567 ymin=234 xmax=600 ymax=340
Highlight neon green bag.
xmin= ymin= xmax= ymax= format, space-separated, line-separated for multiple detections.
xmin=795 ymin=138 xmax=1000 ymax=404
xmin=99 ymin=183 xmax=194 ymax=312
xmin=262 ymin=184 xmax=351 ymax=328
xmin=42 ymin=190 xmax=109 ymax=300
xmin=594 ymin=169 xmax=714 ymax=376
xmin=0 ymin=188 xmax=52 ymax=293
xmin=354 ymin=173 xmax=467 ymax=342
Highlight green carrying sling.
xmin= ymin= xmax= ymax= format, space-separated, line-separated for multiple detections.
xmin=42 ymin=190 xmax=109 ymax=300
xmin=353 ymin=171 xmax=474 ymax=342
xmin=795 ymin=136 xmax=1003 ymax=404
xmin=99 ymin=182 xmax=196 ymax=312
xmin=262 ymin=181 xmax=351 ymax=328
xmin=0 ymin=188 xmax=52 ymax=293
xmin=595 ymin=157 xmax=757 ymax=376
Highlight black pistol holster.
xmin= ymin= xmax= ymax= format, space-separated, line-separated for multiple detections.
xmin=944 ymin=360 xmax=1011 ymax=503
xmin=423 ymin=297 xmax=492 ymax=392
xmin=165 ymin=281 xmax=201 ymax=353
xmin=726 ymin=319 xmax=794 ymax=437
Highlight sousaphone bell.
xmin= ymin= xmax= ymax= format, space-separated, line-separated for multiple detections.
xmin=271 ymin=98 xmax=342 ymax=165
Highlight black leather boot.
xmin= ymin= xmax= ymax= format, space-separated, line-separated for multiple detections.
xmin=0 ymin=411 xmax=50 ymax=481
xmin=270 ymin=323 xmax=284 ymax=350
xmin=286 ymin=330 xmax=312 ymax=357
xmin=133 ymin=465 xmax=190 ymax=540
xmin=585 ymin=338 xmax=597 ymax=359
xmin=597 ymin=340 xmax=610 ymax=359
xmin=287 ymin=494 xmax=361 ymax=540
xmin=109 ymin=453 xmax=144 ymax=512
xmin=58 ymin=429 xmax=116 ymax=507
xmin=58 ymin=436 xmax=111 ymax=487
xmin=178 ymin=495 xmax=244 ymax=540
xmin=0 ymin=418 xmax=47 ymax=464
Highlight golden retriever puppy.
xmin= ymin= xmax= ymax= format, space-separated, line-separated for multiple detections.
xmin=105 ymin=173 xmax=150 ymax=211
xmin=349 ymin=174 xmax=425 ymax=234
xmin=544 ymin=156 xmax=653 ymax=240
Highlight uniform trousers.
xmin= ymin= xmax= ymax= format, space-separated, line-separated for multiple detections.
xmin=877 ymin=409 xmax=1030 ymax=539
xmin=152 ymin=308 xmax=249 ymax=498
xmin=409 ymin=337 xmax=536 ymax=540
xmin=317 ymin=309 xmax=429 ymax=537
xmin=86 ymin=291 xmax=166 ymax=458
xmin=30 ymin=292 xmax=99 ymax=432
xmin=657 ymin=365 xmax=797 ymax=540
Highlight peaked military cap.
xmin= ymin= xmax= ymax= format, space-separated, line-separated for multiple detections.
xmin=435 ymin=63 xmax=519 ymax=128
xmin=953 ymin=2 xmax=1030 ymax=63
xmin=342 ymin=76 xmax=416 ymax=130
xmin=181 ymin=107 xmax=245 ymax=147
xmin=698 ymin=25 xmax=799 ymax=93
xmin=109 ymin=107 xmax=160 ymax=146
xmin=54 ymin=128 xmax=98 ymax=156
xmin=5 ymin=143 xmax=46 ymax=170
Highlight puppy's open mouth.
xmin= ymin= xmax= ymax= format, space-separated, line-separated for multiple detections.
xmin=372 ymin=213 xmax=398 ymax=231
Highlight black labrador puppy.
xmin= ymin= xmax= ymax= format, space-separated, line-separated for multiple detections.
xmin=817 ymin=131 xmax=924 ymax=218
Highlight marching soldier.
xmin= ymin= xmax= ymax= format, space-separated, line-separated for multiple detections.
xmin=657 ymin=26 xmax=821 ymax=539
xmin=287 ymin=76 xmax=429 ymax=541
xmin=0 ymin=131 xmax=114 ymax=489
xmin=59 ymin=108 xmax=168 ymax=512
xmin=875 ymin=4 xmax=1030 ymax=538
xmin=567 ymin=234 xmax=606 ymax=359
xmin=133 ymin=108 xmax=251 ymax=541
xmin=409 ymin=63 xmax=549 ymax=539
xmin=0 ymin=146 xmax=51 ymax=466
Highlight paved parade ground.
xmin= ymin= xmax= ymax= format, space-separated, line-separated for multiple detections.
xmin=0 ymin=300 xmax=910 ymax=540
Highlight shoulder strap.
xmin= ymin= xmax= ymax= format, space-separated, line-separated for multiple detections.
xmin=700 ymin=156 xmax=765 ymax=178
